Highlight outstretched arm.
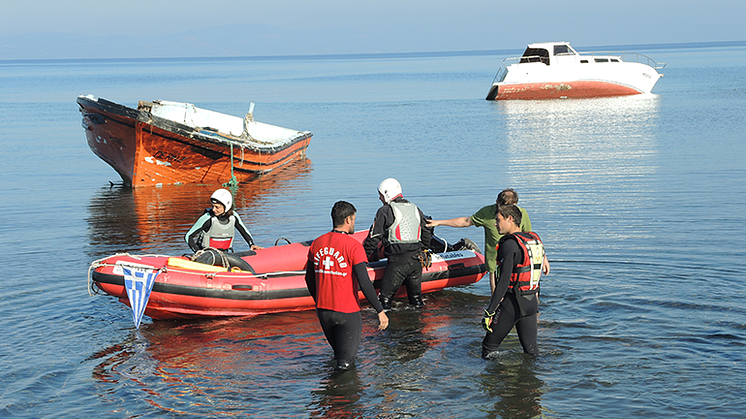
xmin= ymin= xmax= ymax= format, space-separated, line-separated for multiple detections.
xmin=426 ymin=216 xmax=474 ymax=228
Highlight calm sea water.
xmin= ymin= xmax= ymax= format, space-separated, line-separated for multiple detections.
xmin=1 ymin=43 xmax=745 ymax=418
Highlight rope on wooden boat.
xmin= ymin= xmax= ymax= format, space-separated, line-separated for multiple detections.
xmin=223 ymin=143 xmax=239 ymax=189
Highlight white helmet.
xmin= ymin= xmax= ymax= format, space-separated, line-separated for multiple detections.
xmin=210 ymin=188 xmax=233 ymax=212
xmin=378 ymin=178 xmax=402 ymax=203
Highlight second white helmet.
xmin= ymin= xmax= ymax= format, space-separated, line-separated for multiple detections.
xmin=378 ymin=178 xmax=402 ymax=203
xmin=210 ymin=188 xmax=233 ymax=212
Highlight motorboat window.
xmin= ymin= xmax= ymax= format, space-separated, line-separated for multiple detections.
xmin=581 ymin=59 xmax=589 ymax=63
xmin=520 ymin=48 xmax=550 ymax=65
xmin=554 ymin=44 xmax=575 ymax=56
xmin=611 ymin=58 xmax=620 ymax=62
xmin=595 ymin=58 xmax=609 ymax=63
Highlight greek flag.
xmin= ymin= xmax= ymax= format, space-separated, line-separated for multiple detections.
xmin=122 ymin=265 xmax=159 ymax=329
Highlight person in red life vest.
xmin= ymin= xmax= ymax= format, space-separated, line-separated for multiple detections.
xmin=426 ymin=188 xmax=549 ymax=293
xmin=305 ymin=201 xmax=389 ymax=371
xmin=482 ymin=204 xmax=547 ymax=358
xmin=184 ymin=188 xmax=263 ymax=252
xmin=363 ymin=178 xmax=432 ymax=309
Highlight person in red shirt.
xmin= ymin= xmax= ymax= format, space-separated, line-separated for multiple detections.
xmin=305 ymin=201 xmax=389 ymax=370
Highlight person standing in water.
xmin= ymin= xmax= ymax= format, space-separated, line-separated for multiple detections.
xmin=305 ymin=201 xmax=389 ymax=370
xmin=363 ymin=178 xmax=432 ymax=309
xmin=427 ymin=188 xmax=549 ymax=292
xmin=482 ymin=204 xmax=546 ymax=358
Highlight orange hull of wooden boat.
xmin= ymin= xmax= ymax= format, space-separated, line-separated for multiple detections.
xmin=78 ymin=96 xmax=312 ymax=187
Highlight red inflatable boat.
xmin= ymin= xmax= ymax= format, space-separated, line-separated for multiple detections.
xmin=88 ymin=231 xmax=485 ymax=320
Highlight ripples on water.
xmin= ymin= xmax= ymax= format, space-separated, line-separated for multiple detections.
xmin=2 ymin=44 xmax=746 ymax=417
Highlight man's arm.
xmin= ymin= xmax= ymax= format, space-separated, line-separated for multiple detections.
xmin=486 ymin=240 xmax=520 ymax=313
xmin=304 ymin=260 xmax=317 ymax=302
xmin=353 ymin=263 xmax=389 ymax=330
xmin=426 ymin=216 xmax=474 ymax=228
xmin=363 ymin=206 xmax=389 ymax=260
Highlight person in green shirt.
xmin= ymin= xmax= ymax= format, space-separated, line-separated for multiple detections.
xmin=427 ymin=188 xmax=549 ymax=292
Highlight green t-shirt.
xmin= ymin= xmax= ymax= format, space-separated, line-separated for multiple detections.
xmin=470 ymin=204 xmax=531 ymax=273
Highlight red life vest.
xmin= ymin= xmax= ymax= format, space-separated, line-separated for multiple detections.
xmin=497 ymin=231 xmax=544 ymax=295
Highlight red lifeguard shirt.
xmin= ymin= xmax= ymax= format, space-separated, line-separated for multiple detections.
xmin=308 ymin=231 xmax=369 ymax=313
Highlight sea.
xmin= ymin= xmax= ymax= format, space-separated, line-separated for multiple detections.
xmin=1 ymin=42 xmax=745 ymax=418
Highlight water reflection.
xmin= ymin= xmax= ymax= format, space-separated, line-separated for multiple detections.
xmin=308 ymin=368 xmax=366 ymax=418
xmin=495 ymin=95 xmax=661 ymax=190
xmin=85 ymin=159 xmax=311 ymax=257
xmin=88 ymin=312 xmax=324 ymax=416
xmin=479 ymin=355 xmax=546 ymax=419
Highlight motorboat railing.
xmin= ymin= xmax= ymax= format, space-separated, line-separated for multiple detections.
xmin=491 ymin=66 xmax=507 ymax=84
xmin=582 ymin=51 xmax=666 ymax=69
xmin=491 ymin=54 xmax=546 ymax=83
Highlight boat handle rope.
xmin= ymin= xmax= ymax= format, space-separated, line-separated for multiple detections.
xmin=86 ymin=253 xmax=169 ymax=297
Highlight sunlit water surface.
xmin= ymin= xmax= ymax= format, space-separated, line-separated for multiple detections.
xmin=1 ymin=43 xmax=745 ymax=418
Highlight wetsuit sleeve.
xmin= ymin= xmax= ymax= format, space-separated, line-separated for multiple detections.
xmin=418 ymin=208 xmax=432 ymax=249
xmin=185 ymin=212 xmax=212 ymax=252
xmin=353 ymin=262 xmax=385 ymax=313
xmin=232 ymin=213 xmax=256 ymax=247
xmin=304 ymin=258 xmax=317 ymax=302
xmin=486 ymin=238 xmax=521 ymax=313
xmin=363 ymin=206 xmax=390 ymax=260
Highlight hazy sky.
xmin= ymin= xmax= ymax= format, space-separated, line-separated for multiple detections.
xmin=1 ymin=0 xmax=744 ymax=58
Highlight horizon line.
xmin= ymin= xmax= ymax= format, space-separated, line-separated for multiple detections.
xmin=2 ymin=40 xmax=744 ymax=64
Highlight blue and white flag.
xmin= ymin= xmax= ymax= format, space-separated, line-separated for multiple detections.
xmin=122 ymin=265 xmax=159 ymax=329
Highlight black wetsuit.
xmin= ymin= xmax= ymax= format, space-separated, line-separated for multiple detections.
xmin=482 ymin=236 xmax=539 ymax=357
xmin=185 ymin=209 xmax=255 ymax=252
xmin=362 ymin=197 xmax=431 ymax=306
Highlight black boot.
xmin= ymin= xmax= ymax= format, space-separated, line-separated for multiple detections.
xmin=409 ymin=294 xmax=424 ymax=309
xmin=379 ymin=295 xmax=392 ymax=310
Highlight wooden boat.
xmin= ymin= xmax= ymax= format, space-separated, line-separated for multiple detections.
xmin=88 ymin=231 xmax=486 ymax=320
xmin=486 ymin=41 xmax=665 ymax=100
xmin=77 ymin=95 xmax=312 ymax=187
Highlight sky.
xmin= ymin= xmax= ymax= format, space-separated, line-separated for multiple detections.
xmin=1 ymin=0 xmax=744 ymax=60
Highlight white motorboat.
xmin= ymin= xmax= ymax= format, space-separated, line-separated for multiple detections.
xmin=486 ymin=41 xmax=665 ymax=100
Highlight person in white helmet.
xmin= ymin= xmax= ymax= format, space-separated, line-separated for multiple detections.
xmin=363 ymin=178 xmax=432 ymax=309
xmin=185 ymin=188 xmax=263 ymax=252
